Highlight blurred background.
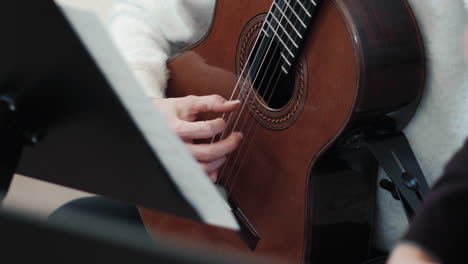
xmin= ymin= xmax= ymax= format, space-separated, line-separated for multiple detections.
xmin=3 ymin=0 xmax=113 ymax=218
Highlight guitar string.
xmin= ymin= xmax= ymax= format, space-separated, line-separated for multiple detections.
xmin=226 ymin=0 xmax=316 ymax=194
xmin=224 ymin=0 xmax=314 ymax=196
xmin=223 ymin=0 xmax=311 ymax=143
xmin=221 ymin=0 xmax=310 ymax=189
xmin=208 ymin=1 xmax=277 ymax=145
xmin=216 ymin=0 xmax=313 ymax=145
xmin=215 ymin=0 xmax=297 ymax=183
xmin=217 ymin=0 xmax=301 ymax=184
xmin=223 ymin=62 xmax=285 ymax=193
xmin=214 ymin=19 xmax=278 ymax=143
xmin=216 ymin=0 xmax=305 ymax=143
xmin=223 ymin=0 xmax=312 ymax=194
xmin=219 ymin=0 xmax=309 ymax=187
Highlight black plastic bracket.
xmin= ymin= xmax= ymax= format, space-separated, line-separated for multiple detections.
xmin=360 ymin=131 xmax=430 ymax=219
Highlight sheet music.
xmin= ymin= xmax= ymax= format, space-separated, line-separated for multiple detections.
xmin=57 ymin=3 xmax=239 ymax=230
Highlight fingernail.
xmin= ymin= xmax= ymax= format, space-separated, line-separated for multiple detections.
xmin=238 ymin=132 xmax=243 ymax=139
xmin=225 ymin=100 xmax=241 ymax=105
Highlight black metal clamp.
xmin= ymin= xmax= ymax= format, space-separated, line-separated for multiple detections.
xmin=360 ymin=131 xmax=430 ymax=219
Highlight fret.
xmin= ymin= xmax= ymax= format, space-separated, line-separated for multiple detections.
xmin=252 ymin=0 xmax=323 ymax=77
xmin=269 ymin=13 xmax=299 ymax=48
xmin=282 ymin=0 xmax=307 ymax=28
xmin=272 ymin=2 xmax=303 ymax=39
xmin=281 ymin=52 xmax=292 ymax=66
xmin=295 ymin=0 xmax=312 ymax=17
xmin=262 ymin=25 xmax=295 ymax=58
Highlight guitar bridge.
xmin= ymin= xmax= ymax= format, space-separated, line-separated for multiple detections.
xmin=228 ymin=198 xmax=260 ymax=250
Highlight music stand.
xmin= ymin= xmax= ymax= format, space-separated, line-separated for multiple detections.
xmin=0 ymin=1 xmax=237 ymax=229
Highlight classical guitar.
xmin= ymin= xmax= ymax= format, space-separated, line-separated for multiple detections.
xmin=139 ymin=0 xmax=425 ymax=263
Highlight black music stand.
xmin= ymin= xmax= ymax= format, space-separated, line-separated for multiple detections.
xmin=0 ymin=2 xmax=205 ymax=220
xmin=0 ymin=1 xmax=246 ymax=263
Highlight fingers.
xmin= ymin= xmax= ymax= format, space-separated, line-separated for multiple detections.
xmin=200 ymin=156 xmax=227 ymax=175
xmin=208 ymin=171 xmax=219 ymax=183
xmin=185 ymin=95 xmax=241 ymax=118
xmin=174 ymin=118 xmax=226 ymax=139
xmin=187 ymin=132 xmax=243 ymax=162
xmin=388 ymin=245 xmax=439 ymax=264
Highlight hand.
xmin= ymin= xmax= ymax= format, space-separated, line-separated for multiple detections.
xmin=153 ymin=95 xmax=243 ymax=182
xmin=387 ymin=244 xmax=439 ymax=264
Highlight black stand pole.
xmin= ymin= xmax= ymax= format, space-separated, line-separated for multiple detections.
xmin=0 ymin=95 xmax=22 ymax=203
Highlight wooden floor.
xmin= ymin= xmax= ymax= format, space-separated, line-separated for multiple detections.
xmin=4 ymin=175 xmax=93 ymax=217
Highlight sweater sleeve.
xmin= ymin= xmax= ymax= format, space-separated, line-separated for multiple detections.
xmin=108 ymin=0 xmax=215 ymax=98
xmin=402 ymin=139 xmax=468 ymax=263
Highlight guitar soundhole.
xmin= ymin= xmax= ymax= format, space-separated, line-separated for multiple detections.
xmin=236 ymin=14 xmax=308 ymax=130
xmin=248 ymin=35 xmax=295 ymax=110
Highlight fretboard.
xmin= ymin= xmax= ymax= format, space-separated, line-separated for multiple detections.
xmin=262 ymin=0 xmax=323 ymax=74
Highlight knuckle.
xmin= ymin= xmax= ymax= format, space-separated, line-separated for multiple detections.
xmin=212 ymin=119 xmax=225 ymax=131
xmin=201 ymin=148 xmax=215 ymax=161
xmin=218 ymin=118 xmax=227 ymax=128
xmin=211 ymin=94 xmax=225 ymax=103
xmin=199 ymin=126 xmax=212 ymax=137
xmin=186 ymin=96 xmax=198 ymax=109
xmin=195 ymin=121 xmax=208 ymax=134
xmin=229 ymin=135 xmax=241 ymax=149
xmin=215 ymin=121 xmax=226 ymax=134
xmin=205 ymin=124 xmax=216 ymax=135
xmin=172 ymin=121 xmax=185 ymax=135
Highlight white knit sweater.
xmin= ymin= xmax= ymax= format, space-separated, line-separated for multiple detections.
xmin=109 ymin=0 xmax=468 ymax=250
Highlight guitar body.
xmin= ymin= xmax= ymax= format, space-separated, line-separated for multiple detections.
xmin=140 ymin=0 xmax=425 ymax=263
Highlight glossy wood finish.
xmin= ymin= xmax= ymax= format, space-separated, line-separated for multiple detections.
xmin=140 ymin=0 xmax=425 ymax=263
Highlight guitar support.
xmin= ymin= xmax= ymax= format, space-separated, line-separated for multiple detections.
xmin=360 ymin=131 xmax=430 ymax=219
xmin=307 ymin=129 xmax=429 ymax=263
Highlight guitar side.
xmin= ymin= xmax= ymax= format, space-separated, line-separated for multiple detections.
xmin=140 ymin=0 xmax=425 ymax=263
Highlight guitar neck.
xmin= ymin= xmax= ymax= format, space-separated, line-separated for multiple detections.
xmin=262 ymin=0 xmax=323 ymax=73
